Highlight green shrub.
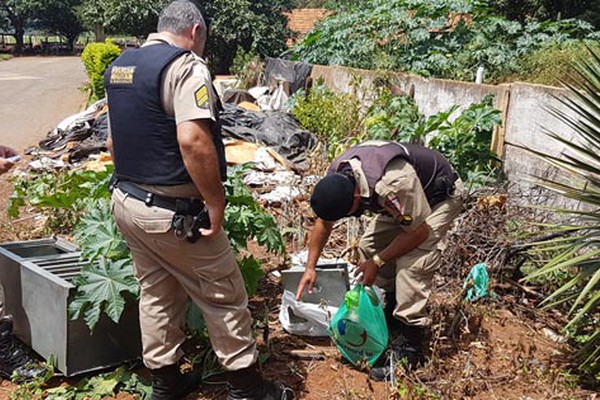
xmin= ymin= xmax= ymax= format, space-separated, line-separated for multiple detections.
xmin=292 ymin=0 xmax=600 ymax=82
xmin=502 ymin=41 xmax=600 ymax=86
xmin=290 ymin=82 xmax=361 ymax=159
xmin=361 ymin=91 xmax=503 ymax=188
xmin=231 ymin=47 xmax=263 ymax=90
xmin=363 ymin=90 xmax=449 ymax=145
xmin=428 ymin=94 xmax=503 ymax=187
xmin=81 ymin=40 xmax=121 ymax=102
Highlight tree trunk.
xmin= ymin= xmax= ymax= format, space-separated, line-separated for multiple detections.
xmin=13 ymin=25 xmax=25 ymax=54
xmin=94 ymin=24 xmax=105 ymax=42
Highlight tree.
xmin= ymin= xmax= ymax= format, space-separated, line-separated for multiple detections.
xmin=36 ymin=0 xmax=83 ymax=50
xmin=199 ymin=0 xmax=293 ymax=73
xmin=0 ymin=0 xmax=82 ymax=53
xmin=77 ymin=0 xmax=293 ymax=73
xmin=488 ymin=0 xmax=600 ymax=28
xmin=78 ymin=0 xmax=167 ymax=41
xmin=0 ymin=0 xmax=43 ymax=53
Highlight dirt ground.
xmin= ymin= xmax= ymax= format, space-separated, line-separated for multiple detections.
xmin=0 ymin=174 xmax=598 ymax=399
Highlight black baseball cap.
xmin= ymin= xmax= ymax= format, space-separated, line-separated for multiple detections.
xmin=310 ymin=173 xmax=356 ymax=221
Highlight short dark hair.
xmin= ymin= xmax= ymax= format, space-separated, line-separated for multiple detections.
xmin=158 ymin=1 xmax=206 ymax=37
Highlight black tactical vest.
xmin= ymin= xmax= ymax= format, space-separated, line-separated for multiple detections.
xmin=105 ymin=43 xmax=227 ymax=185
xmin=329 ymin=142 xmax=457 ymax=208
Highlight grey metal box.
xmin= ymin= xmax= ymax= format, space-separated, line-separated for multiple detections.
xmin=282 ymin=263 xmax=350 ymax=307
xmin=0 ymin=238 xmax=141 ymax=376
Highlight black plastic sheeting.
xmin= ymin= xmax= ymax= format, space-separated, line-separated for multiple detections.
xmin=264 ymin=57 xmax=312 ymax=95
xmin=220 ymin=104 xmax=316 ymax=170
xmin=36 ymin=113 xmax=108 ymax=163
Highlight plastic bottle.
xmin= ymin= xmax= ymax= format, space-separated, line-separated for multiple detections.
xmin=344 ymin=288 xmax=360 ymax=322
xmin=345 ymin=288 xmax=359 ymax=309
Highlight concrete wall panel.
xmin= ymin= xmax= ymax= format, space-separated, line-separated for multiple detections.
xmin=309 ymin=64 xmax=585 ymax=208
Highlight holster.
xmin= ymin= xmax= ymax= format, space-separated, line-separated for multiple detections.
xmin=171 ymin=199 xmax=210 ymax=243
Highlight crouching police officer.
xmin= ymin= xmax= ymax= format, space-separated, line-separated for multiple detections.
xmin=105 ymin=1 xmax=293 ymax=399
xmin=296 ymin=140 xmax=464 ymax=381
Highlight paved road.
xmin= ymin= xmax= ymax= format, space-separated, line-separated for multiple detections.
xmin=0 ymin=56 xmax=88 ymax=152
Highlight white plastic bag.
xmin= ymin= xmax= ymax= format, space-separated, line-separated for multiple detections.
xmin=268 ymin=81 xmax=289 ymax=111
xmin=279 ymin=290 xmax=339 ymax=337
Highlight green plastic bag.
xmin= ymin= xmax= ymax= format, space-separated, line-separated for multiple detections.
xmin=327 ymin=285 xmax=389 ymax=366
xmin=463 ymin=263 xmax=489 ymax=302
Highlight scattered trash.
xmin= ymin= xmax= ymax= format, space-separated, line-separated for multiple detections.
xmin=28 ymin=98 xmax=108 ymax=165
xmin=0 ymin=318 xmax=46 ymax=381
xmin=290 ymin=250 xmax=348 ymax=269
xmin=220 ymin=104 xmax=316 ymax=170
xmin=28 ymin=157 xmax=65 ymax=170
xmin=279 ymin=290 xmax=338 ymax=337
xmin=542 ymin=327 xmax=566 ymax=343
xmin=463 ymin=263 xmax=489 ymax=302
xmin=264 ymin=57 xmax=312 ymax=96
xmin=267 ymin=80 xmax=290 ymax=111
xmin=243 ymin=170 xmax=298 ymax=187
xmin=225 ymin=140 xmax=287 ymax=170
xmin=248 ymin=86 xmax=270 ymax=100
xmin=259 ymin=185 xmax=302 ymax=204
xmin=222 ymin=88 xmax=256 ymax=105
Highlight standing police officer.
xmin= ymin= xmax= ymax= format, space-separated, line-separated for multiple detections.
xmin=105 ymin=1 xmax=293 ymax=399
xmin=296 ymin=140 xmax=464 ymax=381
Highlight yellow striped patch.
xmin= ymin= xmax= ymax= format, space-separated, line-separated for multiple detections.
xmin=194 ymin=85 xmax=209 ymax=109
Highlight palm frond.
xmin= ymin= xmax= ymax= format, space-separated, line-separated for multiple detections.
xmin=524 ymin=44 xmax=600 ymax=374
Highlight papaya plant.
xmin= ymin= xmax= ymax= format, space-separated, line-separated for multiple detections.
xmin=9 ymin=164 xmax=285 ymax=331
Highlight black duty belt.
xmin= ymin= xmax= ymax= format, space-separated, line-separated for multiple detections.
xmin=113 ymin=180 xmax=204 ymax=214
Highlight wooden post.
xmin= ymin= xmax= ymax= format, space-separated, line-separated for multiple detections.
xmin=491 ymin=84 xmax=512 ymax=159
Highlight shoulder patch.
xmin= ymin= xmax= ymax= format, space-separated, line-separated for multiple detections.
xmin=194 ymin=85 xmax=209 ymax=109
xmin=110 ymin=66 xmax=136 ymax=84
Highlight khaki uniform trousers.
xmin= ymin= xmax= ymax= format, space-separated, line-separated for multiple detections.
xmin=358 ymin=180 xmax=465 ymax=327
xmin=111 ymin=188 xmax=257 ymax=370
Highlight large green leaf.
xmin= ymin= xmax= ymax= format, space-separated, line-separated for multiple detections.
xmin=69 ymin=258 xmax=138 ymax=331
xmin=74 ymin=198 xmax=129 ymax=262
xmin=238 ymin=255 xmax=265 ymax=297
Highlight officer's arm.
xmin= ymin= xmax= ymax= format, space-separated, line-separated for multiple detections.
xmin=296 ymin=218 xmax=334 ymax=299
xmin=177 ymin=119 xmax=226 ymax=230
xmin=105 ymin=114 xmax=113 ymax=157
xmin=307 ymin=218 xmax=334 ymax=269
xmin=106 ymin=136 xmax=113 ymax=156
xmin=378 ymin=222 xmax=429 ymax=263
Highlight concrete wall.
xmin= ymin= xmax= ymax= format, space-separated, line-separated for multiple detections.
xmin=310 ymin=64 xmax=584 ymax=207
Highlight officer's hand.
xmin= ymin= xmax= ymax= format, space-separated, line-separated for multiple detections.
xmin=199 ymin=205 xmax=224 ymax=238
xmin=355 ymin=259 xmax=378 ymax=286
xmin=296 ymin=268 xmax=317 ymax=301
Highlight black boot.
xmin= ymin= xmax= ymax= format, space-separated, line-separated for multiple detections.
xmin=227 ymin=364 xmax=294 ymax=400
xmin=369 ymin=324 xmax=430 ymax=382
xmin=150 ymin=363 xmax=201 ymax=400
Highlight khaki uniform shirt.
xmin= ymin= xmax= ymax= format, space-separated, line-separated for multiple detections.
xmin=347 ymin=157 xmax=431 ymax=232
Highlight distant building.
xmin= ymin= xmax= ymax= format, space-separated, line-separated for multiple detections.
xmin=284 ymin=8 xmax=332 ymax=46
